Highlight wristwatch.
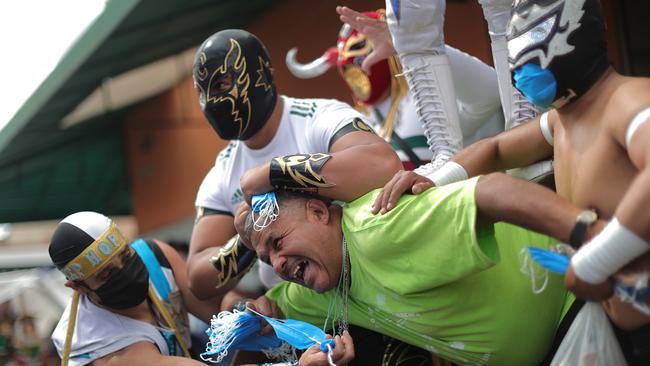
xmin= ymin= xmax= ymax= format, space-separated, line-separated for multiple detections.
xmin=569 ymin=210 xmax=598 ymax=248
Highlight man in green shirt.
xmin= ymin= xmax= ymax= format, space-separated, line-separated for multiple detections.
xmin=236 ymin=173 xmax=600 ymax=365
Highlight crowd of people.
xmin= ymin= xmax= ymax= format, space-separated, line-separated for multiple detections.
xmin=45 ymin=0 xmax=650 ymax=365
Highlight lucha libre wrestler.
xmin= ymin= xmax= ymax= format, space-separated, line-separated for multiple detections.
xmin=380 ymin=0 xmax=535 ymax=130
xmin=373 ymin=0 xmax=650 ymax=363
xmin=190 ymin=29 xmax=455 ymax=366
xmin=47 ymin=213 xmax=359 ymax=366
xmin=286 ymin=9 xmax=504 ymax=170
xmin=189 ymin=29 xmax=400 ymax=300
xmin=335 ymin=5 xmax=552 ymax=182
xmin=48 ymin=211 xmax=218 ymax=365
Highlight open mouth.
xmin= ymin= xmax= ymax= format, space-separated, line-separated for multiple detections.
xmin=290 ymin=260 xmax=309 ymax=284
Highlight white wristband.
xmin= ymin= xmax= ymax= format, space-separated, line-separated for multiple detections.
xmin=572 ymin=218 xmax=649 ymax=284
xmin=426 ymin=161 xmax=468 ymax=186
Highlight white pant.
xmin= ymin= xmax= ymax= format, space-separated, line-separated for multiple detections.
xmin=385 ymin=0 xmax=512 ymax=51
xmin=386 ymin=0 xmax=517 ymax=127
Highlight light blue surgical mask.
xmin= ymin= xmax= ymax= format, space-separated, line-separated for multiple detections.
xmin=513 ymin=64 xmax=557 ymax=109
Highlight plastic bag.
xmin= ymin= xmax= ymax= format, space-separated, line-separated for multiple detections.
xmin=550 ymin=302 xmax=627 ymax=366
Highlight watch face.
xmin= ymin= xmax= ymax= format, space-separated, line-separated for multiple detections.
xmin=578 ymin=210 xmax=598 ymax=224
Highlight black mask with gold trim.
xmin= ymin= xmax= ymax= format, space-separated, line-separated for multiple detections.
xmin=193 ymin=29 xmax=277 ymax=140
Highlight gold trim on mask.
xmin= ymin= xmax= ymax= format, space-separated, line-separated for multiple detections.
xmin=195 ymin=52 xmax=209 ymax=81
xmin=340 ymin=33 xmax=373 ymax=60
xmin=206 ymin=38 xmax=252 ymax=138
xmin=344 ymin=65 xmax=372 ymax=101
xmin=61 ymin=223 xmax=128 ymax=281
xmin=255 ymin=56 xmax=273 ymax=91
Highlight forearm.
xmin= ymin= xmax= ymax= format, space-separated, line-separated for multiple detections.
xmin=452 ymin=119 xmax=553 ymax=177
xmin=187 ymin=249 xmax=239 ymax=299
xmin=453 ymin=138 xmax=507 ymax=176
xmin=614 ymin=169 xmax=650 ymax=241
xmin=188 ymin=215 xmax=245 ymax=299
xmin=570 ymin=170 xmax=650 ymax=285
xmin=475 ymin=173 xmax=589 ymax=242
xmin=316 ymin=142 xmax=402 ymax=201
xmin=242 ymin=143 xmax=401 ymax=202
xmin=184 ymin=262 xmax=225 ymax=323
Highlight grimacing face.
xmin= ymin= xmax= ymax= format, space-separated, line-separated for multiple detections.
xmin=249 ymin=199 xmax=343 ymax=293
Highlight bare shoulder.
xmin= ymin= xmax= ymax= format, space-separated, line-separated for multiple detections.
xmin=606 ymin=75 xmax=650 ymax=141
xmin=91 ymin=340 xmax=204 ymax=365
xmin=91 ymin=341 xmax=160 ymax=365
xmin=609 ymin=76 xmax=650 ymax=112
xmin=153 ymin=239 xmax=185 ymax=269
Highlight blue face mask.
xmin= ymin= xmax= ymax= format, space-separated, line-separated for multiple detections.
xmin=513 ymin=64 xmax=557 ymax=109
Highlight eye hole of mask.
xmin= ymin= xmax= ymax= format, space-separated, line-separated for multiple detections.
xmin=508 ymin=15 xmax=556 ymax=62
xmin=349 ymin=39 xmax=367 ymax=52
xmin=210 ymin=73 xmax=233 ymax=96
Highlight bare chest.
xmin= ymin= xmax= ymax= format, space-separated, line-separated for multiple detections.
xmin=552 ymin=120 xmax=636 ymax=218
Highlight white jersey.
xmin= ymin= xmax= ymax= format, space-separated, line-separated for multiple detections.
xmin=368 ymin=93 xmax=432 ymax=168
xmin=52 ymin=244 xmax=188 ymax=365
xmin=195 ymin=95 xmax=368 ymax=288
xmin=52 ymin=295 xmax=176 ymax=366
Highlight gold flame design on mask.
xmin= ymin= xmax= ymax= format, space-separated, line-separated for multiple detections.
xmin=205 ymin=39 xmax=252 ymax=138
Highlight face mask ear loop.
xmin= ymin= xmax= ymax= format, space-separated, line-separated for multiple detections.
xmin=326 ymin=342 xmax=336 ymax=366
xmin=61 ymin=291 xmax=80 ymax=366
xmin=252 ymin=193 xmax=280 ymax=231
xmin=260 ymin=341 xmax=297 ymax=364
xmin=519 ymin=247 xmax=549 ymax=294
xmin=202 ymin=310 xmax=244 ymax=363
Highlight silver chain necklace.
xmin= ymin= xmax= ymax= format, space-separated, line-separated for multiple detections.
xmin=323 ymin=237 xmax=350 ymax=336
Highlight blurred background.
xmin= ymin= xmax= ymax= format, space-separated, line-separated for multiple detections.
xmin=0 ymin=0 xmax=647 ymax=364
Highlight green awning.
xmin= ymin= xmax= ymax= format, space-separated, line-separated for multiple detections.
xmin=0 ymin=0 xmax=276 ymax=222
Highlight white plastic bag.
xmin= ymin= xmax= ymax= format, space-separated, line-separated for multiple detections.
xmin=550 ymin=302 xmax=627 ymax=366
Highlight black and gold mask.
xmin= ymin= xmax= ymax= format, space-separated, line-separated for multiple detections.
xmin=193 ymin=29 xmax=277 ymax=140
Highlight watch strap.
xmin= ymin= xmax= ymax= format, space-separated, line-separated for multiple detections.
xmin=569 ymin=211 xmax=597 ymax=249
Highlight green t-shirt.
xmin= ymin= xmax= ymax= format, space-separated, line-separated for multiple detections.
xmin=267 ymin=177 xmax=573 ymax=366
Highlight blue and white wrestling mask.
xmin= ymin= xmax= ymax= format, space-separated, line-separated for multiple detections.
xmin=506 ymin=0 xmax=609 ymax=109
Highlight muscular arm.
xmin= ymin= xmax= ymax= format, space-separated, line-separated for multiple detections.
xmin=475 ymin=172 xmax=605 ymax=242
xmin=454 ymin=114 xmax=553 ymax=176
xmin=240 ymin=131 xmax=402 ymax=202
xmin=92 ymin=341 xmax=205 ymax=366
xmin=187 ymin=213 xmax=238 ymax=300
xmin=613 ymin=103 xmax=650 ymax=242
xmin=156 ymin=240 xmax=220 ymax=323
xmin=373 ymin=115 xmax=555 ymax=213
xmin=564 ymin=86 xmax=650 ymax=325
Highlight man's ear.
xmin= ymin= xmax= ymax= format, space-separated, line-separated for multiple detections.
xmin=305 ymin=198 xmax=330 ymax=224
xmin=65 ymin=280 xmax=87 ymax=293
